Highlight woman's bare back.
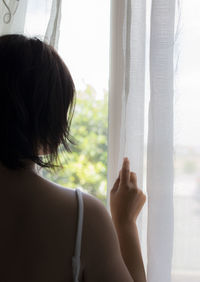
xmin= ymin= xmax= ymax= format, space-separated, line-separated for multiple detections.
xmin=0 ymin=169 xmax=86 ymax=281
xmin=0 ymin=166 xmax=134 ymax=282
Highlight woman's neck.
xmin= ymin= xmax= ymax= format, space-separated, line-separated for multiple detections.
xmin=0 ymin=161 xmax=40 ymax=177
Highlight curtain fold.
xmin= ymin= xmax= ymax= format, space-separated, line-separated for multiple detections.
xmin=147 ymin=0 xmax=175 ymax=281
xmin=45 ymin=0 xmax=62 ymax=49
xmin=107 ymin=0 xmax=147 ymax=266
xmin=107 ymin=0 xmax=126 ymax=211
xmin=107 ymin=0 xmax=146 ymax=208
xmin=0 ymin=0 xmax=62 ymax=49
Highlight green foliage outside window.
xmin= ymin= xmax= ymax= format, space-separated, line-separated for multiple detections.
xmin=42 ymin=85 xmax=108 ymax=205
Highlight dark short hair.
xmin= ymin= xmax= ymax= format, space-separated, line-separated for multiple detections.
xmin=0 ymin=34 xmax=76 ymax=170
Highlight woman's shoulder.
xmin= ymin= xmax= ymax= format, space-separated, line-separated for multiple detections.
xmin=38 ymin=174 xmax=105 ymax=215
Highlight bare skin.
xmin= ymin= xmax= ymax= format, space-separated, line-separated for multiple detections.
xmin=110 ymin=158 xmax=146 ymax=281
xmin=0 ymin=157 xmax=146 ymax=282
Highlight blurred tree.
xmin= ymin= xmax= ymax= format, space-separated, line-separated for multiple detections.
xmin=183 ymin=160 xmax=197 ymax=174
xmin=42 ymin=85 xmax=108 ymax=205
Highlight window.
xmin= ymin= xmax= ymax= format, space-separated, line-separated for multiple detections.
xmin=42 ymin=0 xmax=110 ymax=206
xmin=172 ymin=1 xmax=200 ymax=280
xmin=22 ymin=1 xmax=200 ymax=280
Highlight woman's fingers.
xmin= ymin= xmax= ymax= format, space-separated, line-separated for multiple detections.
xmin=120 ymin=157 xmax=130 ymax=185
xmin=130 ymin=171 xmax=137 ymax=184
xmin=111 ymin=177 xmax=120 ymax=193
xmin=116 ymin=158 xmax=138 ymax=191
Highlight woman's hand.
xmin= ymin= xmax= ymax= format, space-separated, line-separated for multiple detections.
xmin=110 ymin=157 xmax=146 ymax=227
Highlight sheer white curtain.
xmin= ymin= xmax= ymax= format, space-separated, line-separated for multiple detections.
xmin=108 ymin=0 xmax=175 ymax=281
xmin=107 ymin=0 xmax=146 ymax=202
xmin=0 ymin=0 xmax=62 ymax=48
xmin=0 ymin=0 xmax=28 ymax=34
xmin=147 ymin=0 xmax=175 ymax=281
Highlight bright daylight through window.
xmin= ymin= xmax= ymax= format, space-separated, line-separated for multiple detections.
xmin=42 ymin=0 xmax=110 ymax=206
xmin=172 ymin=1 xmax=200 ymax=281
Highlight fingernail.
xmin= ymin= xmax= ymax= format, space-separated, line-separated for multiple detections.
xmin=124 ymin=157 xmax=128 ymax=162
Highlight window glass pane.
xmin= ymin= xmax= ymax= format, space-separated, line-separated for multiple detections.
xmin=42 ymin=0 xmax=110 ymax=206
xmin=172 ymin=1 xmax=200 ymax=281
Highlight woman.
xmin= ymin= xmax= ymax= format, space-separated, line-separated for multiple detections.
xmin=0 ymin=34 xmax=146 ymax=282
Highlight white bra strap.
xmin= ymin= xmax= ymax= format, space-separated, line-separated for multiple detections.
xmin=72 ymin=188 xmax=84 ymax=282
